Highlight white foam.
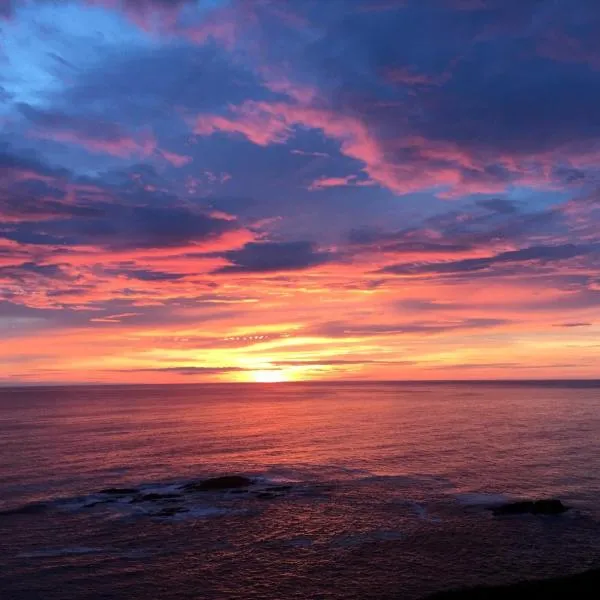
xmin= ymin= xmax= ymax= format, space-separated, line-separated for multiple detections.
xmin=253 ymin=473 xmax=302 ymax=486
xmin=406 ymin=500 xmax=442 ymax=523
xmin=259 ymin=464 xmax=374 ymax=485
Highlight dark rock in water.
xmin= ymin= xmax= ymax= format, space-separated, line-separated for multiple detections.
xmin=491 ymin=499 xmax=568 ymax=516
xmin=492 ymin=501 xmax=535 ymax=515
xmin=130 ymin=493 xmax=181 ymax=503
xmin=100 ymin=488 xmax=139 ymax=495
xmin=533 ymin=499 xmax=569 ymax=514
xmin=183 ymin=475 xmax=252 ymax=492
xmin=257 ymin=492 xmax=279 ymax=500
xmin=426 ymin=567 xmax=600 ymax=598
xmin=154 ymin=506 xmax=187 ymax=517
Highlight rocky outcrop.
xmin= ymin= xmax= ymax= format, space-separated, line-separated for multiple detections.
xmin=490 ymin=499 xmax=569 ymax=516
xmin=257 ymin=492 xmax=279 ymax=500
xmin=155 ymin=506 xmax=187 ymax=517
xmin=78 ymin=475 xmax=296 ymax=519
xmin=183 ymin=475 xmax=253 ymax=492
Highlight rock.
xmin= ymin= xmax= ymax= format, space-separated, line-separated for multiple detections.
xmin=183 ymin=476 xmax=253 ymax=492
xmin=491 ymin=499 xmax=569 ymax=516
xmin=532 ymin=499 xmax=569 ymax=514
xmin=257 ymin=492 xmax=279 ymax=500
xmin=155 ymin=506 xmax=187 ymax=517
xmin=100 ymin=488 xmax=139 ymax=495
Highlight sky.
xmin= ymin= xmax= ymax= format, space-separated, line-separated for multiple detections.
xmin=1 ymin=0 xmax=600 ymax=384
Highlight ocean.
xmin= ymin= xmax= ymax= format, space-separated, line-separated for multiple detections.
xmin=1 ymin=381 xmax=600 ymax=599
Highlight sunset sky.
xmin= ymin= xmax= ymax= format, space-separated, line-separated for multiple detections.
xmin=1 ymin=0 xmax=600 ymax=384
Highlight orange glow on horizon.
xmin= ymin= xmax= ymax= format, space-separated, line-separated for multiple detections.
xmin=250 ymin=370 xmax=289 ymax=383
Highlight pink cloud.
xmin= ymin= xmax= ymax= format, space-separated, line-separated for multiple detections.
xmin=193 ymin=100 xmax=569 ymax=196
xmin=309 ymin=175 xmax=376 ymax=190
xmin=384 ymin=67 xmax=439 ymax=87
xmin=258 ymin=67 xmax=318 ymax=104
xmin=182 ymin=18 xmax=239 ymax=50
xmin=160 ymin=150 xmax=192 ymax=168
xmin=204 ymin=170 xmax=231 ymax=184
xmin=33 ymin=125 xmax=157 ymax=158
xmin=192 ymin=101 xmax=462 ymax=195
xmin=194 ymin=103 xmax=291 ymax=146
xmin=194 ymin=101 xmax=391 ymax=182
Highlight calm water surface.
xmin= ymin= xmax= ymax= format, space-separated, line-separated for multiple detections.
xmin=1 ymin=382 xmax=600 ymax=599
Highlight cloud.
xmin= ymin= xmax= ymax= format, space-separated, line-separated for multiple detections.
xmin=20 ymin=105 xmax=157 ymax=158
xmin=3 ymin=0 xmax=600 ymax=383
xmin=194 ymin=100 xmax=413 ymax=191
xmin=188 ymin=0 xmax=600 ymax=197
xmin=192 ymin=98 xmax=548 ymax=197
xmin=309 ymin=174 xmax=375 ymax=190
xmin=120 ymin=366 xmax=250 ymax=376
xmin=272 ymin=358 xmax=417 ymax=367
xmin=0 ymin=148 xmax=68 ymax=182
xmin=160 ymin=150 xmax=192 ymax=168
xmin=383 ymin=66 xmax=443 ymax=86
xmin=380 ymin=243 xmax=598 ymax=276
xmin=58 ymin=42 xmax=264 ymax=128
xmin=212 ymin=241 xmax=334 ymax=274
xmin=0 ymin=193 xmax=103 ymax=222
xmin=347 ymin=227 xmax=474 ymax=255
xmin=313 ymin=318 xmax=510 ymax=338
xmin=5 ymin=204 xmax=243 ymax=251
xmin=0 ymin=147 xmax=257 ymax=311
xmin=102 ymin=267 xmax=187 ymax=282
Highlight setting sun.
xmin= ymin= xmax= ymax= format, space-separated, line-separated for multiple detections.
xmin=251 ymin=370 xmax=287 ymax=383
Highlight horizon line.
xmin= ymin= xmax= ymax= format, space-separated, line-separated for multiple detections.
xmin=1 ymin=378 xmax=600 ymax=389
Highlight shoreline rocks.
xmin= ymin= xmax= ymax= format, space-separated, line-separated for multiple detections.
xmin=183 ymin=475 xmax=253 ymax=492
xmin=490 ymin=499 xmax=569 ymax=516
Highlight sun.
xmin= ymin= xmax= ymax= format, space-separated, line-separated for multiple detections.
xmin=251 ymin=369 xmax=287 ymax=383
